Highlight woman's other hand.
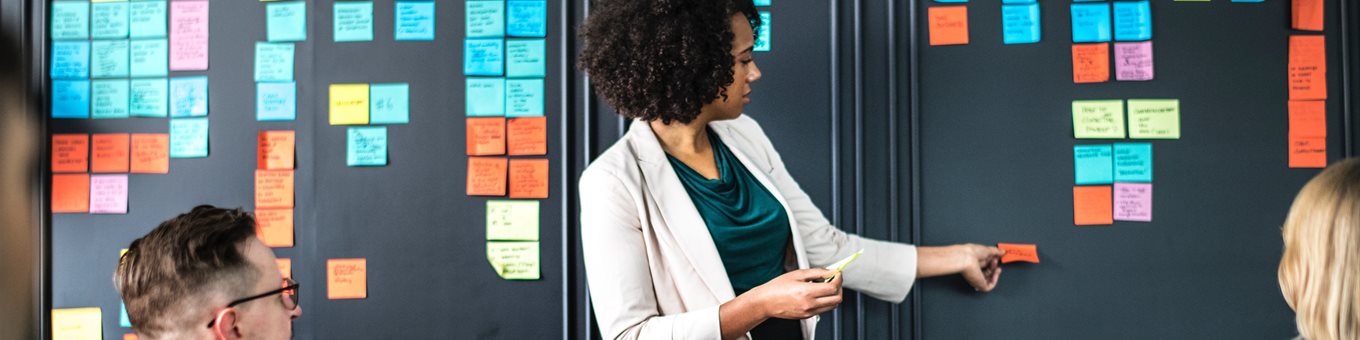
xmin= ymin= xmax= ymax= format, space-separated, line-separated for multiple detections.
xmin=746 ymin=268 xmax=844 ymax=320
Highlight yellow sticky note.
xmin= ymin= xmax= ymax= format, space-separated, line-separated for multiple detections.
xmin=329 ymin=84 xmax=369 ymax=125
xmin=1072 ymin=100 xmax=1126 ymax=139
xmin=487 ymin=241 xmax=539 ymax=280
xmin=487 ymin=200 xmax=539 ymax=241
xmin=52 ymin=307 xmax=102 ymax=340
xmin=1127 ymin=99 xmax=1180 ymax=139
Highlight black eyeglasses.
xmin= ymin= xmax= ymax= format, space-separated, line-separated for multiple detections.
xmin=206 ymin=278 xmax=299 ymax=328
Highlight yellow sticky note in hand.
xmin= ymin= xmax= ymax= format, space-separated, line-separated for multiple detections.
xmin=329 ymin=84 xmax=369 ymax=125
xmin=818 ymin=249 xmax=863 ymax=282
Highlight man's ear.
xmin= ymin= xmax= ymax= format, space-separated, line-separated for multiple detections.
xmin=211 ymin=308 xmax=243 ymax=340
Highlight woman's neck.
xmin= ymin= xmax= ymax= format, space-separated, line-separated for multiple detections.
xmin=650 ymin=115 xmax=714 ymax=156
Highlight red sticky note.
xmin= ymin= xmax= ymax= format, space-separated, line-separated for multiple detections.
xmin=509 ymin=159 xmax=549 ymax=199
xmin=258 ymin=130 xmax=296 ymax=170
xmin=467 ymin=117 xmax=507 ymax=156
xmin=1289 ymin=100 xmax=1326 ymax=138
xmin=130 ymin=134 xmax=170 ymax=174
xmin=1072 ymin=43 xmax=1110 ymax=84
xmin=1292 ymin=0 xmax=1323 ymax=31
xmin=997 ymin=243 xmax=1039 ymax=264
xmin=124 ymin=334 xmax=138 ymax=340
xmin=52 ymin=134 xmax=89 ymax=173
xmin=327 ymin=258 xmax=367 ymax=300
xmin=507 ymin=117 xmax=547 ymax=156
xmin=255 ymin=209 xmax=294 ymax=248
xmin=91 ymin=133 xmax=130 ymax=173
xmin=468 ymin=157 xmax=508 ymax=196
xmin=1289 ymin=136 xmax=1327 ymax=168
xmin=1289 ymin=35 xmax=1326 ymax=100
xmin=277 ymin=258 xmax=292 ymax=279
xmin=255 ymin=170 xmax=295 ymax=209
xmin=52 ymin=174 xmax=90 ymax=213
xmin=928 ymin=6 xmax=969 ymax=46
xmin=1073 ymin=185 xmax=1113 ymax=225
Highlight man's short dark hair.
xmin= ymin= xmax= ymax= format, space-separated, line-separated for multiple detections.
xmin=113 ymin=205 xmax=261 ymax=337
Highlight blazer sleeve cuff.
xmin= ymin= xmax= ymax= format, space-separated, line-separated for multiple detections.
xmin=844 ymin=238 xmax=918 ymax=303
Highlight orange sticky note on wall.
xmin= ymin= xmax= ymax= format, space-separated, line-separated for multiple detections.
xmin=1289 ymin=100 xmax=1326 ymax=137
xmin=276 ymin=258 xmax=292 ymax=279
xmin=1073 ymin=185 xmax=1113 ymax=225
xmin=997 ymin=243 xmax=1039 ymax=264
xmin=255 ymin=170 xmax=295 ymax=209
xmin=258 ymin=130 xmax=296 ymax=170
xmin=327 ymin=258 xmax=367 ymax=299
xmin=91 ymin=133 xmax=130 ymax=173
xmin=52 ymin=134 xmax=89 ymax=173
xmin=1072 ymin=43 xmax=1110 ymax=84
xmin=52 ymin=174 xmax=90 ymax=213
xmin=928 ymin=6 xmax=968 ymax=46
xmin=1289 ymin=136 xmax=1327 ymax=168
xmin=255 ymin=209 xmax=294 ymax=248
xmin=509 ymin=159 xmax=549 ymax=199
xmin=1289 ymin=35 xmax=1326 ymax=100
xmin=1292 ymin=0 xmax=1323 ymax=31
xmin=130 ymin=133 xmax=169 ymax=174
xmin=468 ymin=157 xmax=508 ymax=196
xmin=124 ymin=334 xmax=138 ymax=340
xmin=507 ymin=117 xmax=547 ymax=156
xmin=467 ymin=117 xmax=507 ymax=156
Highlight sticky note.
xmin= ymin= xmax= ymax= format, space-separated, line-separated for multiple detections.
xmin=1289 ymin=136 xmax=1326 ymax=168
xmin=329 ymin=83 xmax=369 ymax=125
xmin=467 ymin=77 xmax=506 ymax=116
xmin=169 ymin=117 xmax=209 ymax=158
xmin=506 ymin=39 xmax=546 ymax=78
xmin=1112 ymin=143 xmax=1152 ymax=182
xmin=1070 ymin=3 xmax=1111 ymax=43
xmin=52 ymin=134 xmax=89 ymax=173
xmin=506 ymin=78 xmax=544 ymax=117
xmin=486 ymin=200 xmax=539 ymax=241
xmin=92 ymin=1 xmax=130 ymax=39
xmin=52 ymin=174 xmax=91 ymax=213
xmin=255 ymin=42 xmax=295 ymax=82
xmin=507 ymin=1 xmax=547 ymax=37
xmin=169 ymin=76 xmax=208 ymax=117
xmin=258 ymin=130 xmax=295 ymax=170
xmin=129 ymin=38 xmax=168 ymax=77
xmin=129 ymin=78 xmax=168 ymax=117
xmin=1072 ymin=99 xmax=1124 ymax=139
xmin=51 ymin=41 xmax=90 ymax=79
xmin=467 ymin=117 xmax=506 ymax=156
xmin=51 ymin=1 xmax=90 ymax=40
xmin=395 ymin=1 xmax=436 ymax=41
xmin=507 ymin=116 xmax=547 ymax=156
xmin=996 ymin=243 xmax=1039 ymax=263
xmin=487 ymin=241 xmax=539 ymax=280
xmin=347 ymin=127 xmax=388 ymax=167
xmin=468 ymin=157 xmax=508 ymax=196
xmin=327 ymin=258 xmax=367 ymax=299
xmin=52 ymin=80 xmax=91 ymax=119
xmin=1292 ymin=0 xmax=1323 ymax=31
xmin=91 ymin=40 xmax=130 ymax=78
xmin=1072 ymin=43 xmax=1109 ymax=83
xmin=119 ymin=302 xmax=130 ymax=328
xmin=1074 ymin=144 xmax=1113 ymax=185
xmin=1114 ymin=41 xmax=1153 ymax=81
xmin=257 ymin=82 xmax=296 ymax=121
xmin=129 ymin=0 xmax=167 ymax=38
xmin=51 ymin=307 xmax=101 ymax=339
xmin=1289 ymin=35 xmax=1326 ymax=101
xmin=1112 ymin=1 xmax=1151 ymax=42
xmin=1289 ymin=100 xmax=1326 ymax=137
xmin=369 ymin=83 xmax=410 ymax=124
xmin=89 ymin=174 xmax=129 ymax=214
xmin=1001 ymin=4 xmax=1040 ymax=45
xmin=755 ymin=0 xmax=772 ymax=5
xmin=267 ymin=1 xmax=307 ymax=42
xmin=1127 ymin=99 xmax=1180 ymax=139
xmin=466 ymin=1 xmax=505 ymax=38
xmin=277 ymin=258 xmax=292 ymax=279
xmin=1073 ymin=185 xmax=1113 ymax=225
xmin=255 ymin=170 xmax=295 ymax=209
xmin=510 ymin=159 xmax=549 ymax=199
xmin=333 ymin=1 xmax=374 ymax=42
xmin=92 ymin=79 xmax=130 ymax=119
xmin=255 ymin=209 xmax=293 ymax=247
xmin=1113 ymin=182 xmax=1151 ymax=222
xmin=465 ymin=39 xmax=505 ymax=76
xmin=755 ymin=11 xmax=771 ymax=52
xmin=130 ymin=133 xmax=169 ymax=174
xmin=92 ymin=133 xmax=130 ymax=173
xmin=928 ymin=6 xmax=968 ymax=46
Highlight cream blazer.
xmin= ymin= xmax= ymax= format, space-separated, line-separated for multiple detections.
xmin=579 ymin=115 xmax=918 ymax=340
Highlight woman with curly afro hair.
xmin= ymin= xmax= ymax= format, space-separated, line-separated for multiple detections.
xmin=577 ymin=1 xmax=1005 ymax=339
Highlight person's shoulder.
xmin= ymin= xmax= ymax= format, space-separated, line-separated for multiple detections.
xmin=580 ymin=133 xmax=643 ymax=188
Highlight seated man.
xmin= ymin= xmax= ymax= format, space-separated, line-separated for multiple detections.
xmin=114 ymin=205 xmax=301 ymax=339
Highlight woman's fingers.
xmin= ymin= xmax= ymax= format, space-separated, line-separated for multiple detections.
xmin=789 ymin=268 xmax=836 ymax=282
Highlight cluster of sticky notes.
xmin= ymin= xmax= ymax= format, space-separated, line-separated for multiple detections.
xmin=1001 ymin=3 xmax=1040 ymax=44
xmin=486 ymin=200 xmax=542 ymax=280
xmin=1073 ymin=144 xmax=1153 ymax=225
xmin=334 ymin=1 xmax=374 ymax=42
xmin=1069 ymin=2 xmax=1154 ymax=83
xmin=466 ymin=120 xmax=548 ymax=197
xmin=997 ymin=243 xmax=1039 ymax=264
xmin=1072 ymin=99 xmax=1180 ymax=139
xmin=52 ymin=307 xmax=102 ymax=340
xmin=328 ymin=83 xmax=410 ymax=167
xmin=928 ymin=6 xmax=969 ymax=46
xmin=255 ymin=42 xmax=296 ymax=121
xmin=257 ymin=131 xmax=296 ymax=248
xmin=51 ymin=133 xmax=168 ymax=214
xmin=1288 ymin=35 xmax=1327 ymax=168
xmin=327 ymin=258 xmax=367 ymax=299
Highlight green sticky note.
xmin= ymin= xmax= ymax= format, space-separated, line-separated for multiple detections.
xmin=129 ymin=0 xmax=167 ymax=38
xmin=1113 ymin=143 xmax=1152 ymax=182
xmin=1074 ymin=144 xmax=1113 ymax=185
xmin=487 ymin=241 xmax=540 ymax=280
xmin=129 ymin=38 xmax=168 ymax=77
xmin=333 ymin=1 xmax=374 ymax=42
xmin=346 ymin=126 xmax=388 ymax=166
xmin=487 ymin=200 xmax=539 ymax=241
xmin=369 ymin=83 xmax=410 ymax=124
xmin=1072 ymin=99 xmax=1125 ymax=139
xmin=254 ymin=42 xmax=295 ymax=82
xmin=130 ymin=78 xmax=168 ymax=117
xmin=506 ymin=39 xmax=545 ymax=78
xmin=267 ymin=1 xmax=307 ymax=42
xmin=91 ymin=1 xmax=129 ymax=39
xmin=467 ymin=77 xmax=505 ymax=116
xmin=506 ymin=78 xmax=544 ymax=117
xmin=91 ymin=40 xmax=129 ymax=78
xmin=92 ymin=79 xmax=130 ymax=119
xmin=1128 ymin=99 xmax=1180 ymax=139
xmin=51 ymin=1 xmax=90 ymax=40
xmin=755 ymin=11 xmax=771 ymax=52
xmin=466 ymin=1 xmax=504 ymax=38
xmin=169 ymin=117 xmax=209 ymax=158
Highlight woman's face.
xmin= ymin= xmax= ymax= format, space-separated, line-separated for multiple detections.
xmin=701 ymin=14 xmax=762 ymax=122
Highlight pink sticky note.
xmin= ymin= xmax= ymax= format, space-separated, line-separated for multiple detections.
xmin=1113 ymin=182 xmax=1151 ymax=222
xmin=169 ymin=1 xmax=210 ymax=71
xmin=1114 ymin=41 xmax=1153 ymax=81
xmin=89 ymin=174 xmax=129 ymax=214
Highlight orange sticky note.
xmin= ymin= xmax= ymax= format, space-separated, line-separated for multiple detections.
xmin=467 ymin=117 xmax=507 ymax=156
xmin=52 ymin=174 xmax=91 ymax=213
xmin=276 ymin=258 xmax=292 ymax=279
xmin=1292 ymin=0 xmax=1323 ymax=31
xmin=997 ymin=243 xmax=1039 ymax=264
xmin=255 ymin=170 xmax=295 ymax=209
xmin=928 ymin=6 xmax=969 ymax=46
xmin=507 ymin=117 xmax=547 ymax=156
xmin=1289 ymin=35 xmax=1326 ymax=100
xmin=468 ymin=157 xmax=508 ymax=196
xmin=1072 ymin=43 xmax=1110 ymax=84
xmin=130 ymin=133 xmax=169 ymax=174
xmin=1289 ymin=136 xmax=1327 ymax=168
xmin=255 ymin=209 xmax=294 ymax=248
xmin=509 ymin=159 xmax=549 ymax=199
xmin=91 ymin=133 xmax=130 ymax=173
xmin=327 ymin=258 xmax=367 ymax=300
xmin=1289 ymin=100 xmax=1326 ymax=138
xmin=52 ymin=134 xmax=89 ymax=173
xmin=1073 ymin=185 xmax=1113 ymax=225
xmin=258 ymin=130 xmax=296 ymax=170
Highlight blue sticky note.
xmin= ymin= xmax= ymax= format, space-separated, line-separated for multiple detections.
xmin=120 ymin=302 xmax=131 ymax=328
xmin=465 ymin=39 xmax=504 ymax=76
xmin=506 ymin=78 xmax=543 ymax=117
xmin=370 ymin=83 xmax=410 ymax=124
xmin=52 ymin=80 xmax=90 ymax=119
xmin=506 ymin=39 xmax=545 ymax=78
xmin=91 ymin=40 xmax=129 ymax=78
xmin=51 ymin=1 xmax=89 ymax=40
xmin=254 ymin=42 xmax=295 ymax=82
xmin=267 ymin=1 xmax=308 ymax=42
xmin=91 ymin=79 xmax=130 ymax=119
xmin=466 ymin=1 xmax=505 ymax=38
xmin=467 ymin=77 xmax=505 ymax=116
xmin=1113 ymin=1 xmax=1152 ymax=41
xmin=129 ymin=0 xmax=167 ymax=39
xmin=169 ymin=76 xmax=208 ymax=118
xmin=333 ymin=1 xmax=374 ymax=42
xmin=129 ymin=38 xmax=168 ymax=77
xmin=1113 ymin=143 xmax=1152 ymax=182
xmin=1074 ymin=144 xmax=1114 ymax=185
xmin=257 ymin=82 xmax=297 ymax=121
xmin=130 ymin=78 xmax=168 ymax=117
xmin=91 ymin=2 xmax=129 ymax=39
xmin=1002 ymin=4 xmax=1041 ymax=44
xmin=507 ymin=1 xmax=546 ymax=38
xmin=1070 ymin=3 xmax=1111 ymax=43
xmin=51 ymin=41 xmax=90 ymax=79
xmin=347 ymin=126 xmax=388 ymax=166
xmin=395 ymin=1 xmax=436 ymax=41
xmin=169 ymin=117 xmax=209 ymax=158
xmin=754 ymin=0 xmax=771 ymax=5
xmin=755 ymin=11 xmax=771 ymax=52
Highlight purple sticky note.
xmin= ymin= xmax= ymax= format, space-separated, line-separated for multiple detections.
xmin=169 ymin=1 xmax=209 ymax=71
xmin=89 ymin=174 xmax=129 ymax=214
xmin=1113 ymin=182 xmax=1151 ymax=221
xmin=1114 ymin=41 xmax=1153 ymax=81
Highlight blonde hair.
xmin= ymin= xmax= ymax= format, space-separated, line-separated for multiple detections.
xmin=1280 ymin=158 xmax=1360 ymax=340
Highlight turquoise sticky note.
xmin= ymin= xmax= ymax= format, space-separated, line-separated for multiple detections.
xmin=129 ymin=1 xmax=167 ymax=39
xmin=1002 ymin=4 xmax=1040 ymax=44
xmin=467 ymin=77 xmax=505 ymax=116
xmin=51 ymin=41 xmax=90 ymax=79
xmin=129 ymin=38 xmax=168 ymax=77
xmin=91 ymin=1 xmax=129 ymax=39
xmin=91 ymin=79 xmax=130 ymax=119
xmin=395 ymin=1 xmax=436 ymax=41
xmin=51 ymin=1 xmax=90 ymax=40
xmin=506 ymin=78 xmax=544 ymax=117
xmin=507 ymin=1 xmax=546 ymax=37
xmin=52 ymin=80 xmax=90 ymax=119
xmin=257 ymin=82 xmax=296 ymax=121
xmin=169 ymin=76 xmax=208 ymax=118
xmin=465 ymin=39 xmax=504 ymax=76
xmin=130 ymin=78 xmax=168 ymax=117
xmin=467 ymin=1 xmax=505 ymax=38
xmin=755 ymin=11 xmax=770 ymax=52
xmin=506 ymin=39 xmax=545 ymax=78
xmin=347 ymin=126 xmax=388 ymax=166
xmin=1074 ymin=144 xmax=1114 ymax=185
xmin=333 ymin=1 xmax=374 ymax=42
xmin=370 ymin=83 xmax=410 ymax=124
xmin=1070 ymin=3 xmax=1111 ymax=43
xmin=120 ymin=302 xmax=130 ymax=328
xmin=254 ymin=42 xmax=295 ymax=82
xmin=91 ymin=40 xmax=129 ymax=78
xmin=1113 ymin=143 xmax=1152 ymax=182
xmin=267 ymin=1 xmax=307 ymax=42
xmin=1113 ymin=1 xmax=1151 ymax=41
xmin=169 ymin=117 xmax=209 ymax=158
xmin=754 ymin=0 xmax=771 ymax=5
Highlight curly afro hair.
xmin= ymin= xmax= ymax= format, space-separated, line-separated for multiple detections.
xmin=577 ymin=0 xmax=761 ymax=124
